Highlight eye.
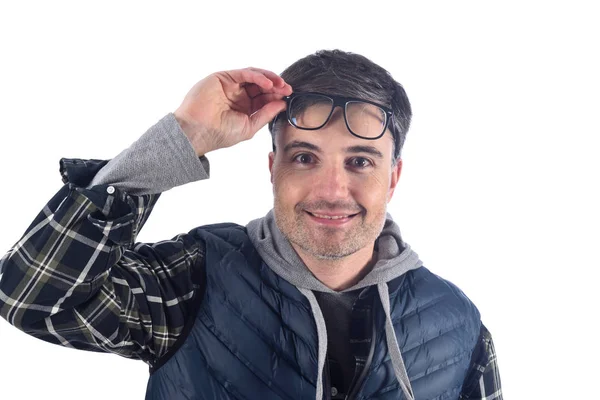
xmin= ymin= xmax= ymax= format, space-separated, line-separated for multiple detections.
xmin=293 ymin=153 xmax=315 ymax=164
xmin=348 ymin=157 xmax=373 ymax=169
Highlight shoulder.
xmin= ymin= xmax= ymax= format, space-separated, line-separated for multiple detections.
xmin=391 ymin=266 xmax=482 ymax=326
xmin=188 ymin=222 xmax=261 ymax=265
xmin=189 ymin=222 xmax=248 ymax=247
xmin=408 ymin=267 xmax=478 ymax=304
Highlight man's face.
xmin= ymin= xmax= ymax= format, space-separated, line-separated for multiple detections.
xmin=269 ymin=107 xmax=402 ymax=261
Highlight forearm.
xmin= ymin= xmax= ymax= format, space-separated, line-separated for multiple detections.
xmin=87 ymin=113 xmax=210 ymax=195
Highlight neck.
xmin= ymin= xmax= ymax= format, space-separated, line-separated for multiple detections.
xmin=292 ymin=243 xmax=377 ymax=291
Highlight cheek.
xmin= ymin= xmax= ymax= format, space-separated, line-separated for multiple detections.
xmin=350 ymin=172 xmax=391 ymax=206
xmin=272 ymin=166 xmax=312 ymax=205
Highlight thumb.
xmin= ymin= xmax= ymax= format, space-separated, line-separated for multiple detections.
xmin=249 ymin=100 xmax=286 ymax=135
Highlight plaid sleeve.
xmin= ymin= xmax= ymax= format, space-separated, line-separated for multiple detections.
xmin=0 ymin=158 xmax=205 ymax=365
xmin=459 ymin=324 xmax=503 ymax=399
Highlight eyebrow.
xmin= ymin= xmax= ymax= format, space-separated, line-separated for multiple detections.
xmin=282 ymin=141 xmax=385 ymax=159
xmin=344 ymin=145 xmax=384 ymax=159
xmin=283 ymin=140 xmax=321 ymax=153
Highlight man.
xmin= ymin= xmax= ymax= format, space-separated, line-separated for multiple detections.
xmin=0 ymin=50 xmax=501 ymax=399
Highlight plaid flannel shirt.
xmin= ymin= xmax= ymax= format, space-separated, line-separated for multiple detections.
xmin=0 ymin=157 xmax=502 ymax=399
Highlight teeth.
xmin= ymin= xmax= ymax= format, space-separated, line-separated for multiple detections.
xmin=312 ymin=213 xmax=349 ymax=220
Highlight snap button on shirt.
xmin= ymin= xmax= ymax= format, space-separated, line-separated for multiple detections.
xmin=106 ymin=186 xmax=115 ymax=194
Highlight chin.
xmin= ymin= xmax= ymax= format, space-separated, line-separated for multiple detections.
xmin=297 ymin=241 xmax=361 ymax=261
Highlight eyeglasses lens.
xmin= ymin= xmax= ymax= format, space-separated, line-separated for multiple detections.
xmin=289 ymin=94 xmax=333 ymax=129
xmin=345 ymin=101 xmax=387 ymax=139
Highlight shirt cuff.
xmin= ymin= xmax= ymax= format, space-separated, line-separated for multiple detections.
xmin=59 ymin=158 xmax=160 ymax=247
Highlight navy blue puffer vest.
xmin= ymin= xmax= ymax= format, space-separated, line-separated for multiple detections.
xmin=145 ymin=224 xmax=481 ymax=400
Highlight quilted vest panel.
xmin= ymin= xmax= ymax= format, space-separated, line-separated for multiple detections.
xmin=145 ymin=223 xmax=481 ymax=400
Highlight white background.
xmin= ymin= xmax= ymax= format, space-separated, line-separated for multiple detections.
xmin=1 ymin=1 xmax=599 ymax=398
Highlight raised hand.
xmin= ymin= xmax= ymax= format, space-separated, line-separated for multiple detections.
xmin=174 ymin=67 xmax=293 ymax=156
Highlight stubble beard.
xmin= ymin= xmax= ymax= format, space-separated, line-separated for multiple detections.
xmin=274 ymin=200 xmax=388 ymax=261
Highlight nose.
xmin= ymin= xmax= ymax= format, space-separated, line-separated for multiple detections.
xmin=311 ymin=161 xmax=351 ymax=202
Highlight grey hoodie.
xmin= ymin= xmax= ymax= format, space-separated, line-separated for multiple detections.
xmin=88 ymin=113 xmax=422 ymax=400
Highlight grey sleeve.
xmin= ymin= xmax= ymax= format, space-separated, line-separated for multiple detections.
xmin=86 ymin=113 xmax=210 ymax=195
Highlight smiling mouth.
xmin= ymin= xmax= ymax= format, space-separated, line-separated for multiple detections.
xmin=305 ymin=211 xmax=361 ymax=220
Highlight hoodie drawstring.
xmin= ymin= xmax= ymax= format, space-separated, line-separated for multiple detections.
xmin=377 ymin=282 xmax=415 ymax=400
xmin=299 ymin=288 xmax=328 ymax=400
xmin=300 ymin=284 xmax=415 ymax=400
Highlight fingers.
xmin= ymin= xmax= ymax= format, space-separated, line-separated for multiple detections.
xmin=226 ymin=68 xmax=292 ymax=96
xmin=251 ymin=93 xmax=287 ymax=113
xmin=243 ymin=83 xmax=267 ymax=99
xmin=249 ymin=99 xmax=287 ymax=134
xmin=247 ymin=67 xmax=287 ymax=89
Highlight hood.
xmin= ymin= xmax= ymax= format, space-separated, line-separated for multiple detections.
xmin=246 ymin=209 xmax=422 ymax=292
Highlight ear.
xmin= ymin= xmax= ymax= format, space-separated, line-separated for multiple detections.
xmin=268 ymin=152 xmax=275 ymax=184
xmin=387 ymin=159 xmax=403 ymax=203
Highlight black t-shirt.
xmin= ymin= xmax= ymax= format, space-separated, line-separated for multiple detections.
xmin=314 ymin=290 xmax=362 ymax=398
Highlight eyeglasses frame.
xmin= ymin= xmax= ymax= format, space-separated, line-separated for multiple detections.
xmin=276 ymin=92 xmax=394 ymax=141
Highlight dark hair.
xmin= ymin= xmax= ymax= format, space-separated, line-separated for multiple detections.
xmin=268 ymin=49 xmax=412 ymax=163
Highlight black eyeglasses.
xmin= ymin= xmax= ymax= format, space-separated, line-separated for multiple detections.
xmin=270 ymin=92 xmax=393 ymax=140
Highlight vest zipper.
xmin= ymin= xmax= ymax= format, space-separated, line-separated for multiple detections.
xmin=345 ymin=295 xmax=377 ymax=400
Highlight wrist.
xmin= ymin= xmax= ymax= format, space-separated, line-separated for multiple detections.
xmin=173 ymin=110 xmax=212 ymax=157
